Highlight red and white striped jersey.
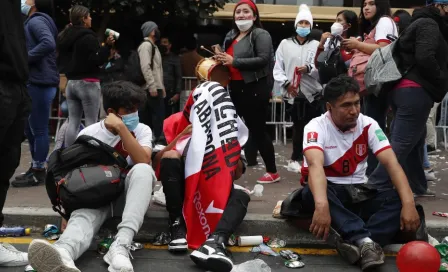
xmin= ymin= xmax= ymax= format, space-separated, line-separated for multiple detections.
xmin=301 ymin=112 xmax=391 ymax=185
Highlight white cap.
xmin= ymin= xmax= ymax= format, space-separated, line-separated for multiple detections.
xmin=295 ymin=4 xmax=313 ymax=29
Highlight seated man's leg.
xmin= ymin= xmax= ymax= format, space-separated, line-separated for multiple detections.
xmin=104 ymin=163 xmax=155 ymax=271
xmin=300 ymin=184 xmax=370 ymax=265
xmin=160 ymin=151 xmax=187 ymax=252
xmin=191 ymin=186 xmax=250 ymax=272
xmin=28 ymin=206 xmax=110 ymax=272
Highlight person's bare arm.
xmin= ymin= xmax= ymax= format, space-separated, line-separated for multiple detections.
xmin=105 ymin=113 xmax=151 ymax=164
xmin=152 ymin=125 xmax=192 ymax=169
xmin=376 ymin=149 xmax=420 ymax=232
xmin=304 ymin=148 xmax=331 ymax=240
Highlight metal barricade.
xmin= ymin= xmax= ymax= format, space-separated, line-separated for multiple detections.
xmin=180 ymin=77 xmax=198 ymax=110
xmin=266 ymin=96 xmax=292 ymax=145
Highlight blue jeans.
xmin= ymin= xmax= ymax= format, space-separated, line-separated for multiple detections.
xmin=369 ymin=87 xmax=433 ymax=195
xmin=25 ymin=84 xmax=56 ymax=169
xmin=300 ymin=183 xmax=402 ymax=246
xmin=423 ymin=144 xmax=431 ymax=169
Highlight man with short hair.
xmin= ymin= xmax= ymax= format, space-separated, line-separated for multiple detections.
xmin=299 ymin=75 xmax=420 ymax=271
xmin=28 ymin=81 xmax=155 ymax=272
xmin=160 ymin=36 xmax=182 ymax=118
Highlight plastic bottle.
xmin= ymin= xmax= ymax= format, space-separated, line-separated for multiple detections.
xmin=0 ymin=227 xmax=31 ymax=237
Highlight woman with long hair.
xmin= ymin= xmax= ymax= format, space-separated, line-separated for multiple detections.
xmin=215 ymin=0 xmax=279 ymax=184
xmin=57 ymin=5 xmax=114 ymax=147
xmin=342 ymin=0 xmax=397 ymax=176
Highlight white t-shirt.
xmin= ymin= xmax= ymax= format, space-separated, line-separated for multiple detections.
xmin=373 ymin=17 xmax=398 ymax=44
xmin=301 ymin=112 xmax=391 ymax=185
xmin=77 ymin=121 xmax=153 ymax=166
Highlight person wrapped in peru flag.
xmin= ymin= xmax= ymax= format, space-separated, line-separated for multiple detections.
xmin=153 ymin=81 xmax=249 ymax=272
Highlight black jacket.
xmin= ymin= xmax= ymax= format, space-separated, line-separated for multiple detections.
xmin=223 ymin=27 xmax=274 ymax=85
xmin=0 ymin=0 xmax=29 ymax=83
xmin=397 ymin=7 xmax=448 ymax=102
xmin=57 ymin=26 xmax=110 ymax=80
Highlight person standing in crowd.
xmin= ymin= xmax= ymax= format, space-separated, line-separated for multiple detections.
xmin=180 ymin=36 xmax=203 ymax=87
xmin=138 ymin=21 xmax=165 ymax=143
xmin=342 ymin=0 xmax=397 ymax=176
xmin=57 ymin=5 xmax=114 ymax=147
xmin=160 ymin=36 xmax=182 ymax=118
xmin=369 ymin=1 xmax=448 ymax=197
xmin=317 ymin=10 xmax=359 ymax=66
xmin=0 ymin=0 xmax=32 ymax=266
xmin=273 ymin=4 xmax=321 ymax=174
xmin=216 ymin=0 xmax=279 ymax=184
xmin=12 ymin=0 xmax=59 ymax=188
xmin=100 ymin=45 xmax=124 ymax=84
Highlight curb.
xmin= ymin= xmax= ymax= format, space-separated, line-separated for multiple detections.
xmin=3 ymin=207 xmax=448 ymax=249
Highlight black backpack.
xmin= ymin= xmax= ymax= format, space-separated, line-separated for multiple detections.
xmin=124 ymin=40 xmax=156 ymax=86
xmin=316 ymin=38 xmax=347 ymax=84
xmin=46 ymin=135 xmax=128 ymax=220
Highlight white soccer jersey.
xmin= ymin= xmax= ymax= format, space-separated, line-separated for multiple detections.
xmin=301 ymin=112 xmax=391 ymax=185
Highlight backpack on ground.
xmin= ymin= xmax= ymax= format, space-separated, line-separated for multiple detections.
xmin=46 ymin=135 xmax=128 ymax=220
xmin=124 ymin=40 xmax=156 ymax=86
xmin=316 ymin=38 xmax=347 ymax=84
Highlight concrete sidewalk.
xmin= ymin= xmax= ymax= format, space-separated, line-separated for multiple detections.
xmin=4 ymin=141 xmax=448 ymax=244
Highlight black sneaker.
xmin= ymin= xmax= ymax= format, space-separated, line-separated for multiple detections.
xmin=14 ymin=166 xmax=32 ymax=181
xmin=11 ymin=169 xmax=46 ymax=187
xmin=168 ymin=218 xmax=187 ymax=253
xmin=359 ymin=242 xmax=385 ymax=271
xmin=190 ymin=235 xmax=233 ymax=272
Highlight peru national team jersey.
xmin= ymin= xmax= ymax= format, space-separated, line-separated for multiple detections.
xmin=301 ymin=112 xmax=391 ymax=185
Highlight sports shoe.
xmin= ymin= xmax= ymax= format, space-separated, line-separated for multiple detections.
xmin=359 ymin=242 xmax=385 ymax=271
xmin=103 ymin=238 xmax=134 ymax=272
xmin=336 ymin=241 xmax=360 ymax=264
xmin=0 ymin=243 xmax=28 ymax=267
xmin=14 ymin=166 xmax=32 ymax=181
xmin=425 ymin=169 xmax=436 ymax=181
xmin=256 ymin=173 xmax=280 ymax=184
xmin=190 ymin=235 xmax=233 ymax=272
xmin=168 ymin=218 xmax=188 ymax=252
xmin=287 ymin=161 xmax=302 ymax=173
xmin=414 ymin=189 xmax=436 ymax=198
xmin=11 ymin=168 xmax=46 ymax=188
xmin=28 ymin=239 xmax=80 ymax=271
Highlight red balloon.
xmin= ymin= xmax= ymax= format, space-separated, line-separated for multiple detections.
xmin=396 ymin=241 xmax=441 ymax=272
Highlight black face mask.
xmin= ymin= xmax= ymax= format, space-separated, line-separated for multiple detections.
xmin=159 ymin=45 xmax=168 ymax=54
xmin=155 ymin=29 xmax=161 ymax=41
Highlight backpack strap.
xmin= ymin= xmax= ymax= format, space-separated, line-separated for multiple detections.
xmin=139 ymin=40 xmax=156 ymax=70
xmin=75 ymin=135 xmax=128 ymax=168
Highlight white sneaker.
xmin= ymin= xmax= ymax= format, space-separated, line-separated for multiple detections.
xmin=0 ymin=243 xmax=28 ymax=267
xmin=28 ymin=239 xmax=80 ymax=271
xmin=287 ymin=161 xmax=301 ymax=173
xmin=103 ymin=238 xmax=134 ymax=272
xmin=425 ymin=169 xmax=437 ymax=181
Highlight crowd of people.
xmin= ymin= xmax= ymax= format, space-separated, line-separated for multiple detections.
xmin=0 ymin=0 xmax=447 ymax=271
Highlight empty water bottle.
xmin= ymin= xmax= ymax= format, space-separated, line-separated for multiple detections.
xmin=0 ymin=227 xmax=31 ymax=237
xmin=231 ymin=259 xmax=271 ymax=272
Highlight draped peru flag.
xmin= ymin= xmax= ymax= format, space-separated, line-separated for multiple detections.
xmin=163 ymin=81 xmax=248 ymax=249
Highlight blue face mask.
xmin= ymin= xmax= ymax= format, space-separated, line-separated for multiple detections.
xmin=21 ymin=0 xmax=32 ymax=16
xmin=121 ymin=112 xmax=139 ymax=131
xmin=296 ymin=26 xmax=311 ymax=38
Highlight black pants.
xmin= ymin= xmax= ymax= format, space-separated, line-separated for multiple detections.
xmin=229 ymin=78 xmax=277 ymax=173
xmin=139 ymin=89 xmax=165 ymax=141
xmin=291 ymin=98 xmax=322 ymax=161
xmin=0 ymin=81 xmax=31 ymax=225
xmin=164 ymin=92 xmax=180 ymax=119
xmin=160 ymin=158 xmax=250 ymax=241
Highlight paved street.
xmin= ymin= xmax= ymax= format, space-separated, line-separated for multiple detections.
xmin=7 ymin=141 xmax=448 ymax=222
xmin=0 ymin=244 xmax=399 ymax=272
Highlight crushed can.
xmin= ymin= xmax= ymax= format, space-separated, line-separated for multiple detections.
xmin=98 ymin=235 xmax=114 ymax=254
xmin=285 ymin=260 xmax=305 ymax=269
xmin=228 ymin=234 xmax=237 ymax=246
xmin=131 ymin=242 xmax=143 ymax=251
xmin=267 ymin=238 xmax=286 ymax=248
xmin=280 ymin=250 xmax=301 ymax=261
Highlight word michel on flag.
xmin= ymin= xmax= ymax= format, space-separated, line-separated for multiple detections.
xmin=182 ymin=82 xmax=248 ymax=249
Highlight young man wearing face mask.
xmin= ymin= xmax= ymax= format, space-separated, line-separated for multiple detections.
xmin=273 ymin=4 xmax=321 ymax=174
xmin=28 ymin=81 xmax=156 ymax=272
xmin=160 ymin=36 xmax=182 ymax=118
xmin=138 ymin=21 xmax=166 ymax=144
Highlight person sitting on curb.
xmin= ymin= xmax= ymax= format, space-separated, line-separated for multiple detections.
xmin=152 ymin=81 xmax=250 ymax=272
xmin=28 ymin=81 xmax=155 ymax=272
xmin=298 ymin=75 xmax=420 ymax=271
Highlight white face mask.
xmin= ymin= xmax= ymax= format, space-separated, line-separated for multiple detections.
xmin=235 ymin=20 xmax=254 ymax=32
xmin=331 ymin=22 xmax=344 ymax=36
